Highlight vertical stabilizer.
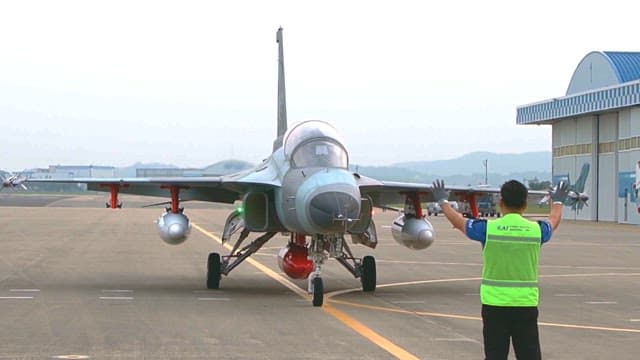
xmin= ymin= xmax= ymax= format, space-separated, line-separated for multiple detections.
xmin=574 ymin=163 xmax=590 ymax=193
xmin=273 ymin=27 xmax=288 ymax=151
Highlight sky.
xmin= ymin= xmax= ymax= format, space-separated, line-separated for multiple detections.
xmin=2 ymin=0 xmax=639 ymax=171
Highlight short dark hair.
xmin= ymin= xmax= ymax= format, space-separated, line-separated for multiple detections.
xmin=500 ymin=180 xmax=527 ymax=209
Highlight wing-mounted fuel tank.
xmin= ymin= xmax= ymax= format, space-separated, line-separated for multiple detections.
xmin=390 ymin=192 xmax=435 ymax=250
xmin=391 ymin=215 xmax=435 ymax=250
xmin=156 ymin=211 xmax=191 ymax=245
xmin=243 ymin=191 xmax=286 ymax=232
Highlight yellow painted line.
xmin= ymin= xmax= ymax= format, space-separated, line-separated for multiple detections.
xmin=192 ymin=223 xmax=421 ymax=360
xmin=329 ymin=273 xmax=640 ymax=299
xmin=331 ymin=299 xmax=640 ymax=333
xmin=323 ymin=303 xmax=420 ymax=360
xmin=325 ymin=277 xmax=481 ymax=298
xmin=377 ymin=277 xmax=482 ymax=288
xmin=330 ymin=299 xmax=481 ymax=321
xmin=537 ymin=321 xmax=640 ymax=333
xmin=329 ymin=273 xmax=640 ymax=334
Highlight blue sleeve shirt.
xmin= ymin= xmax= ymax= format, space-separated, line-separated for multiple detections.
xmin=465 ymin=218 xmax=552 ymax=246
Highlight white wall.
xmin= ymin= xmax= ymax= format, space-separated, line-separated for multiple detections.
xmin=618 ymin=109 xmax=631 ymax=138
xmin=552 ymin=116 xmax=596 ymax=220
xmin=549 ymin=106 xmax=639 ymax=224
xmin=631 ymin=108 xmax=640 ymax=137
xmin=618 ymin=108 xmax=640 ymax=224
xmin=597 ymin=113 xmax=618 ymax=221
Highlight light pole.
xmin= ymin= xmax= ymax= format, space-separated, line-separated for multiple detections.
xmin=483 ymin=159 xmax=488 ymax=185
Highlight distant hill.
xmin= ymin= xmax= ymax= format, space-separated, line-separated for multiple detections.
xmin=353 ymin=151 xmax=551 ymax=186
xmin=393 ymin=151 xmax=551 ymax=176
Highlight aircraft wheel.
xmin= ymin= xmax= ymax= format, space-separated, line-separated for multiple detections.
xmin=207 ymin=252 xmax=221 ymax=289
xmin=361 ymin=255 xmax=376 ymax=292
xmin=312 ymin=277 xmax=324 ymax=307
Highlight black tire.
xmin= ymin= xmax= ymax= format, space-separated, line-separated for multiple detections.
xmin=361 ymin=255 xmax=376 ymax=292
xmin=312 ymin=277 xmax=324 ymax=307
xmin=207 ymin=252 xmax=221 ymax=289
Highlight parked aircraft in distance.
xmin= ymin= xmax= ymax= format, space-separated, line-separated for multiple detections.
xmin=19 ymin=29 xmax=547 ymax=306
xmin=1 ymin=173 xmax=27 ymax=191
xmin=539 ymin=163 xmax=590 ymax=213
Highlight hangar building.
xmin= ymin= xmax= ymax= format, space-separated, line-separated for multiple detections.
xmin=26 ymin=165 xmax=115 ymax=179
xmin=517 ymin=51 xmax=640 ymax=224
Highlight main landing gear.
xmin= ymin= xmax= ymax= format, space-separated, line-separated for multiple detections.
xmin=206 ymin=231 xmax=377 ymax=307
xmin=207 ymin=206 xmax=377 ymax=307
xmin=205 ymin=232 xmax=277 ymax=290
xmin=207 ymin=253 xmax=221 ymax=289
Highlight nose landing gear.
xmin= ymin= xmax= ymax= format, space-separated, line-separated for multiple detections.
xmin=307 ymin=234 xmax=376 ymax=307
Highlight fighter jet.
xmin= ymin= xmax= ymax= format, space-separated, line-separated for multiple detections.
xmin=1 ymin=172 xmax=28 ymax=191
xmin=19 ymin=28 xmax=545 ymax=306
xmin=539 ymin=163 xmax=590 ymax=213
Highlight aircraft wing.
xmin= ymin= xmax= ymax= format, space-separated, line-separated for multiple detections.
xmin=356 ymin=175 xmax=547 ymax=208
xmin=25 ymin=175 xmax=279 ymax=204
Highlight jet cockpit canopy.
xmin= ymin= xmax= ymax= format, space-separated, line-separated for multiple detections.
xmin=283 ymin=120 xmax=348 ymax=169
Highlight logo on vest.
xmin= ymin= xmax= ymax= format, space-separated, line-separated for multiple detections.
xmin=496 ymin=225 xmax=509 ymax=231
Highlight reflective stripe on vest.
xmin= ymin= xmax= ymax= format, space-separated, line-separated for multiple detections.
xmin=481 ymin=214 xmax=541 ymax=307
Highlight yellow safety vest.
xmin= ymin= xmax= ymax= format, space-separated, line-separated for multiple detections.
xmin=481 ymin=214 xmax=542 ymax=306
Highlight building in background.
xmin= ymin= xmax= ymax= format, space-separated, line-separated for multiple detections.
xmin=136 ymin=160 xmax=253 ymax=177
xmin=22 ymin=165 xmax=115 ymax=179
xmin=22 ymin=165 xmax=115 ymax=192
xmin=517 ymin=51 xmax=640 ymax=224
xmin=47 ymin=165 xmax=115 ymax=179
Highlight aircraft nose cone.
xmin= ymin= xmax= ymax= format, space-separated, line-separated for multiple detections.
xmin=309 ymin=191 xmax=360 ymax=232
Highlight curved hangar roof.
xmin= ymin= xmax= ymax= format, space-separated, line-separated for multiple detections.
xmin=517 ymin=51 xmax=640 ymax=124
xmin=567 ymin=51 xmax=640 ymax=95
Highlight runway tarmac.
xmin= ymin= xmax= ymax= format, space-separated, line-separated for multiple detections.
xmin=1 ymin=193 xmax=639 ymax=359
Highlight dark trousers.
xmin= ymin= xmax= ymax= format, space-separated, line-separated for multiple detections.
xmin=482 ymin=304 xmax=541 ymax=360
